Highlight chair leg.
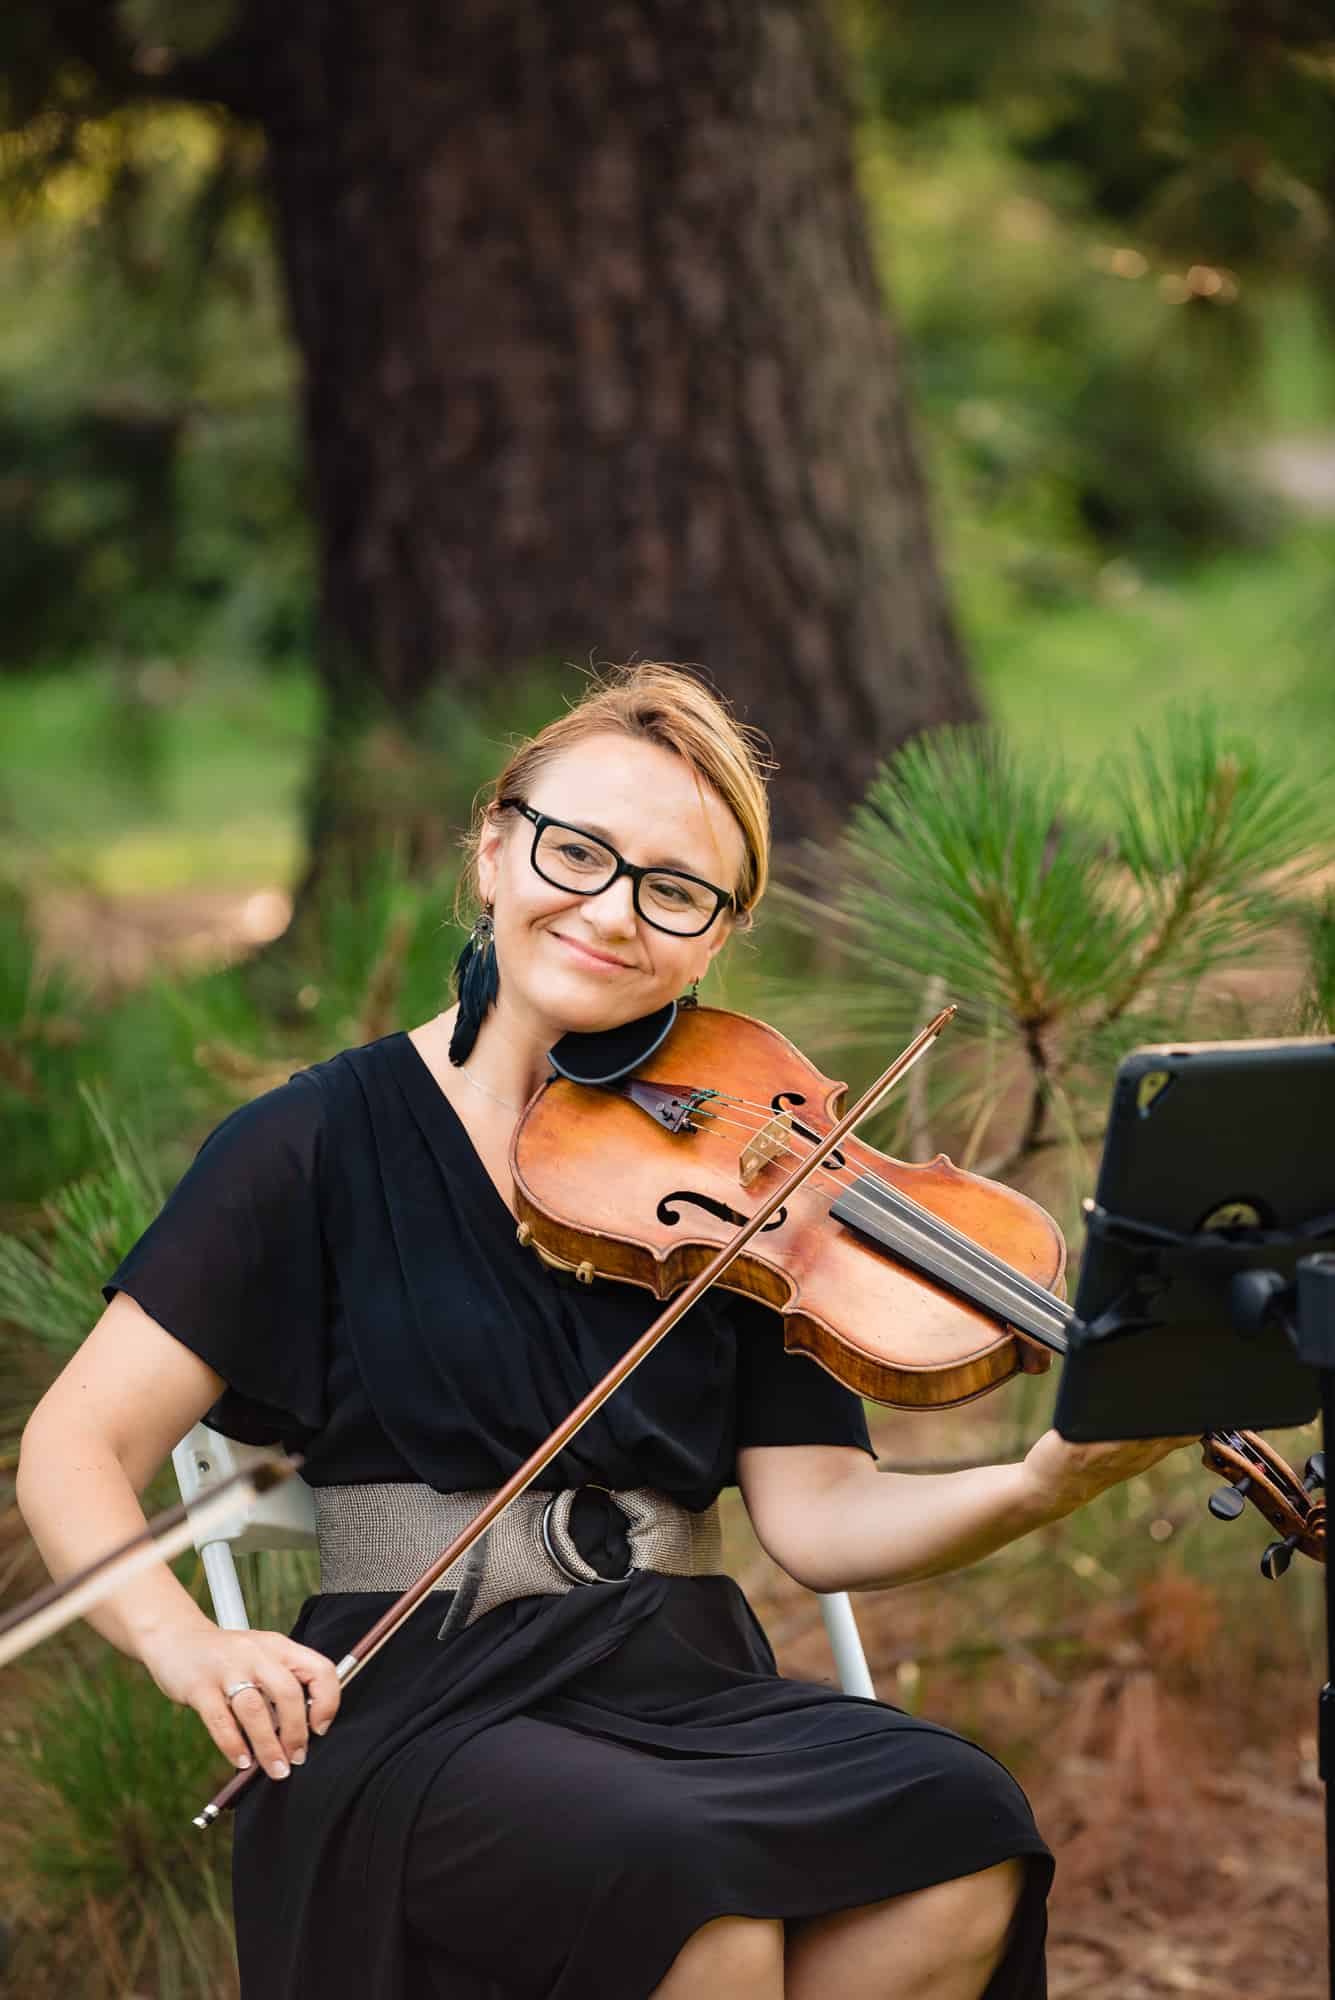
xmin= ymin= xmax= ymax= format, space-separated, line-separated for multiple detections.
xmin=818 ymin=1590 xmax=875 ymax=1698
xmin=201 ymin=1539 xmax=251 ymax=1631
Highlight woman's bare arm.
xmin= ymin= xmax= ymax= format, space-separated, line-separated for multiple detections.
xmin=737 ymin=1429 xmax=1195 ymax=1595
xmin=16 ymin=1292 xmax=341 ymax=1776
xmin=18 ymin=1291 xmax=228 ymax=1656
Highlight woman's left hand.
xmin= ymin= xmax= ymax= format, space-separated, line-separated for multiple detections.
xmin=1021 ymin=1427 xmax=1198 ymax=1522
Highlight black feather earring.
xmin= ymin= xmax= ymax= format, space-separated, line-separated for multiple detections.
xmin=448 ymin=908 xmax=499 ymax=1066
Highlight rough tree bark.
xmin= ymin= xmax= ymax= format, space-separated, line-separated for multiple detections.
xmin=242 ymin=0 xmax=978 ymax=867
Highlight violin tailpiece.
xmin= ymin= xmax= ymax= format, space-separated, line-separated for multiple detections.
xmin=614 ymin=1079 xmax=718 ymax=1136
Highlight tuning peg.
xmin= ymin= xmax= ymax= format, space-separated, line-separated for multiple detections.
xmin=1304 ymin=1453 xmax=1325 ymax=1494
xmin=1261 ymin=1533 xmax=1299 ymax=1580
xmin=1208 ymin=1475 xmax=1250 ymax=1521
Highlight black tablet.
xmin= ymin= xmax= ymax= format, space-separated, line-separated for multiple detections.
xmin=1054 ymin=1037 xmax=1333 ymax=1441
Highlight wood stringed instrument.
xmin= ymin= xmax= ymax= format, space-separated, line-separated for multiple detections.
xmin=510 ymin=1003 xmax=1325 ymax=1570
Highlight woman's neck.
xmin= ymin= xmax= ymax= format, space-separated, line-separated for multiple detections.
xmin=436 ymin=1000 xmax=554 ymax=1108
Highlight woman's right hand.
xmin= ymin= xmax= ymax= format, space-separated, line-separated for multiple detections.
xmin=141 ymin=1621 xmax=343 ymax=1779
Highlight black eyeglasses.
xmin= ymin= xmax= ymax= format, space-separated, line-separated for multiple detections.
xmin=498 ymin=798 xmax=735 ymax=938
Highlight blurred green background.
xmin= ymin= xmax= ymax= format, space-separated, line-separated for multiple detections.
xmin=2 ymin=2 xmax=1334 ymax=1993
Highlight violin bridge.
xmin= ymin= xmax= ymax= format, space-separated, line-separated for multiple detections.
xmin=739 ymin=1113 xmax=792 ymax=1189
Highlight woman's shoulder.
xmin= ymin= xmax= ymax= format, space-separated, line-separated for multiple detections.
xmin=203 ymin=1030 xmax=434 ymax=1190
xmin=192 ymin=1030 xmax=402 ymax=1156
xmin=268 ymin=1028 xmax=408 ymax=1110
xmin=296 ymin=1027 xmax=421 ymax=1111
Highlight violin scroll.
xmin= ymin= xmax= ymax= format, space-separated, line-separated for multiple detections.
xmin=1200 ymin=1431 xmax=1325 ymax=1574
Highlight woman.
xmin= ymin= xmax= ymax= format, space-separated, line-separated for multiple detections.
xmin=18 ymin=664 xmax=1187 ymax=2000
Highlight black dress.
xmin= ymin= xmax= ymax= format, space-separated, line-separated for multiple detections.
xmin=106 ymin=1032 xmax=1053 ymax=2000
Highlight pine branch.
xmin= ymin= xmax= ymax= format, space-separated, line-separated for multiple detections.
xmin=1102 ymin=709 xmax=1317 ymax=1019
xmin=1100 ymin=752 xmax=1242 ymax=1023
xmin=0 ymin=1090 xmax=164 ymax=1360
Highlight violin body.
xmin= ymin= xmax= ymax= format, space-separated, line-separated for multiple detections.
xmin=511 ymin=1006 xmax=1065 ymax=1409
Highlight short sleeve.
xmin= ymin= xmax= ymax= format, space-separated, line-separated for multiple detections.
xmin=103 ymin=1073 xmax=330 ymax=1447
xmin=731 ymin=1293 xmax=875 ymax=1457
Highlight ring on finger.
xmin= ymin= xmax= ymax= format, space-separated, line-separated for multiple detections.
xmin=224 ymin=1679 xmax=262 ymax=1705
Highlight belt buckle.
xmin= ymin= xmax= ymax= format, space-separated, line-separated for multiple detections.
xmin=540 ymin=1489 xmax=634 ymax=1587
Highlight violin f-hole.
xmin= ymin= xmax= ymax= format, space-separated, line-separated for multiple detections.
xmin=657 ymin=1190 xmax=788 ymax=1233
xmin=781 ymin=1105 xmax=846 ymax=1172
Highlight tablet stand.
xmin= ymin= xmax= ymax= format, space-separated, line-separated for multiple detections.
xmin=1059 ymin=1229 xmax=1332 ymax=1993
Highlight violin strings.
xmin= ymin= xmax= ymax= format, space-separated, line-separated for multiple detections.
xmin=677 ymin=1109 xmax=869 ymax=1228
xmin=672 ymin=1094 xmax=1064 ymax=1338
xmin=653 ymin=1095 xmax=1295 ymax=1476
xmin=676 ymin=1094 xmax=1016 ymax=1277
xmin=674 ymin=1092 xmax=1029 ymax=1293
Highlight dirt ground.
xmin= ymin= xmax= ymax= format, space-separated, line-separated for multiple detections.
xmin=760 ymin=1570 xmax=1326 ymax=1997
xmin=734 ymin=1406 xmax=1328 ymax=2000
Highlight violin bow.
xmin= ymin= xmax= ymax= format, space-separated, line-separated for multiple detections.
xmin=1 ymin=1454 xmax=300 ymax=1671
xmin=192 ymin=1006 xmax=957 ymax=1827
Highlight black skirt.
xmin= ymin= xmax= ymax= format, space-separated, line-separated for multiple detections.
xmin=232 ymin=1575 xmax=1051 ymax=2000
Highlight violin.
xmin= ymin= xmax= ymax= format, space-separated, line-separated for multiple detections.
xmin=514 ymin=1003 xmax=1064 ymax=1405
xmin=511 ymin=1002 xmax=1325 ymax=1569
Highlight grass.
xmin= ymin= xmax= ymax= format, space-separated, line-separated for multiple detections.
xmin=0 ymin=661 xmax=317 ymax=895
xmin=968 ymin=527 xmax=1335 ymax=796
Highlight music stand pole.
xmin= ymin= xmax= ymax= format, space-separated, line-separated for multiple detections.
xmin=1322 ymin=1357 xmax=1334 ymax=1999
xmin=1235 ymin=1252 xmax=1334 ymax=1994
xmin=1293 ymin=1256 xmax=1335 ymax=1996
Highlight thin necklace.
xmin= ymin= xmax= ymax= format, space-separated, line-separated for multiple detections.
xmin=455 ymin=1065 xmax=525 ymax=1115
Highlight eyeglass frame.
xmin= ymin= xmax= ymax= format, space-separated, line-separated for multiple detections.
xmin=496 ymin=796 xmax=737 ymax=937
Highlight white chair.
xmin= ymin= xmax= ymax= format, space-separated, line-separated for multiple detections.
xmin=172 ymin=1424 xmax=321 ymax=1630
xmin=172 ymin=1422 xmax=877 ymax=1696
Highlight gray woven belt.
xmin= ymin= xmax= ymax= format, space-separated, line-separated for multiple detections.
xmin=314 ymin=1483 xmax=724 ymax=1635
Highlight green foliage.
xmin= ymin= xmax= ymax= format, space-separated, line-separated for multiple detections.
xmin=972 ymin=527 xmax=1335 ymax=781
xmin=847 ymin=0 xmax=1335 ymax=593
xmin=0 ymin=1089 xmax=163 ymax=1363
xmin=1103 ymin=709 xmax=1314 ymax=1011
xmin=862 ymin=120 xmax=1285 ymax=597
xmin=11 ymin=1654 xmax=234 ymax=1995
xmin=247 ymin=847 xmax=465 ymax=1051
xmin=0 ymin=101 xmax=308 ymax=672
xmin=0 ymin=885 xmax=101 ymax=1200
xmin=267 ymin=667 xmax=574 ymax=1011
xmin=840 ymin=731 xmax=1128 ymax=1025
xmin=852 ymin=0 xmax=1335 ymax=305
xmin=1295 ymin=890 xmax=1335 ymax=1034
xmin=0 ymin=658 xmax=316 ymax=894
xmin=234 ymin=1546 xmax=321 ymax=1634
xmin=0 ymin=880 xmax=244 ymax=1204
xmin=776 ymin=706 xmax=1330 ymax=1177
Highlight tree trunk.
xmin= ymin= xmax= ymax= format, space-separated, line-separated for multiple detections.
xmin=251 ymin=0 xmax=979 ymax=867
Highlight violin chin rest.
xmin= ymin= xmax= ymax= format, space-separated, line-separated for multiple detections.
xmin=548 ymin=1002 xmax=678 ymax=1086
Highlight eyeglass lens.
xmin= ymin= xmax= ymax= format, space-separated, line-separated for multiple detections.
xmin=533 ymin=823 xmax=719 ymax=935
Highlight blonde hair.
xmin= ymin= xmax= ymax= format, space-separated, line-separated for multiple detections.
xmin=460 ymin=664 xmax=773 ymax=931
